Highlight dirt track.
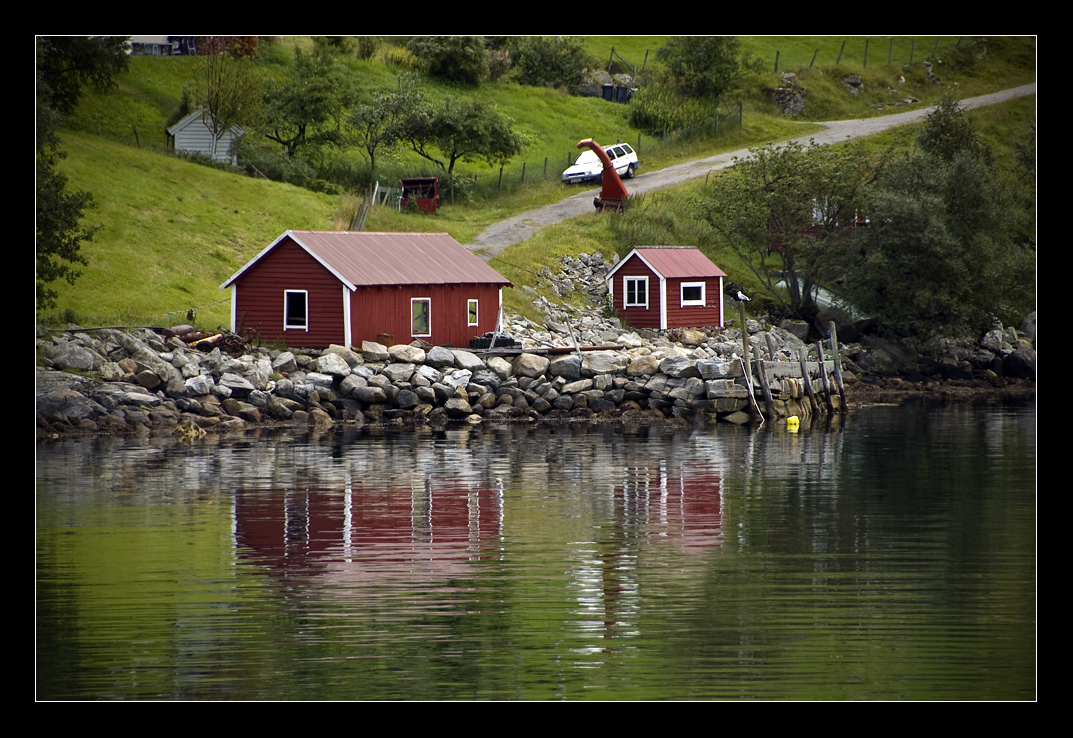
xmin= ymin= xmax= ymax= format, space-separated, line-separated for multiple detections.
xmin=469 ymin=83 xmax=1036 ymax=261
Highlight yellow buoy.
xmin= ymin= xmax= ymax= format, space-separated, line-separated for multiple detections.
xmin=786 ymin=416 xmax=800 ymax=432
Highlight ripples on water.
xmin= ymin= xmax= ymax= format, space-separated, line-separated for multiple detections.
xmin=37 ymin=398 xmax=1035 ymax=700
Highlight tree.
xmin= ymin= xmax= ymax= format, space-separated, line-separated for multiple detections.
xmin=36 ymin=36 xmax=130 ymax=121
xmin=260 ymin=48 xmax=354 ymax=159
xmin=699 ymin=140 xmax=879 ymax=318
xmin=406 ymin=36 xmax=488 ymax=86
xmin=656 ymin=36 xmax=743 ymax=99
xmin=350 ymin=74 xmax=421 ymax=172
xmin=189 ymin=53 xmax=259 ymax=160
xmin=400 ymin=98 xmax=524 ymax=178
xmin=36 ymin=151 xmax=96 ymax=309
xmin=846 ymin=102 xmax=1034 ymax=339
xmin=36 ymin=36 xmax=129 ymax=310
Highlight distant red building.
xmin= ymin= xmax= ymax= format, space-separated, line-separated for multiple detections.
xmin=220 ymin=230 xmax=512 ymax=348
xmin=605 ymin=247 xmax=726 ymax=330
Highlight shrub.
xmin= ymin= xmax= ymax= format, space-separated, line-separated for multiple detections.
xmin=406 ymin=36 xmax=488 ymax=86
xmin=511 ymin=37 xmax=588 ymax=91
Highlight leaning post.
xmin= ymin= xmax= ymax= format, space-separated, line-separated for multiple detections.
xmin=828 ymin=321 xmax=847 ymax=412
xmin=754 ymin=342 xmax=775 ymax=419
xmin=817 ymin=339 xmax=834 ymax=415
xmin=799 ymin=347 xmax=819 ymax=414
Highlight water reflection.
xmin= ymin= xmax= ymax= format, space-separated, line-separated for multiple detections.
xmin=37 ymin=399 xmax=1035 ymax=700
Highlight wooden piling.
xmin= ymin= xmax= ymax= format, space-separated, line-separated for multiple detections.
xmin=828 ymin=321 xmax=847 ymax=411
xmin=754 ymin=342 xmax=775 ymax=419
xmin=817 ymin=340 xmax=834 ymax=415
xmin=799 ymin=347 xmax=819 ymax=414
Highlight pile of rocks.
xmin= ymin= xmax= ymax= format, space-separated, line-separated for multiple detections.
xmin=36 ymin=313 xmax=833 ymax=437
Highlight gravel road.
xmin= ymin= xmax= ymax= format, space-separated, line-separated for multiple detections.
xmin=469 ymin=83 xmax=1036 ymax=261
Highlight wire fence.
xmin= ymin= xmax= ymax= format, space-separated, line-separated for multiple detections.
xmin=766 ymin=36 xmax=968 ymax=73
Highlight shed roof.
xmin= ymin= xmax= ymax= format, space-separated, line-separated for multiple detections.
xmin=606 ymin=247 xmax=727 ymax=281
xmin=167 ymin=110 xmax=245 ymax=137
xmin=221 ymin=230 xmax=512 ymax=291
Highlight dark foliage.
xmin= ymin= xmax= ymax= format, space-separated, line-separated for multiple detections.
xmin=406 ymin=36 xmax=488 ymax=86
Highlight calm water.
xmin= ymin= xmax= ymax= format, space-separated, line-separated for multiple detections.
xmin=36 ymin=398 xmax=1036 ymax=700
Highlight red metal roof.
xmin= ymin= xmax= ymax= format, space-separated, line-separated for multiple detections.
xmin=222 ymin=231 xmax=512 ymax=290
xmin=606 ymin=247 xmax=727 ymax=281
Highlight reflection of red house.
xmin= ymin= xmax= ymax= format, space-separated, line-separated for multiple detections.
xmin=605 ymin=247 xmax=726 ymax=330
xmin=234 ymin=477 xmax=504 ymax=575
xmin=221 ymin=230 xmax=512 ymax=349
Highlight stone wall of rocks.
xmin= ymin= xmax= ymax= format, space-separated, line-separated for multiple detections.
xmin=36 ymin=317 xmax=840 ymax=437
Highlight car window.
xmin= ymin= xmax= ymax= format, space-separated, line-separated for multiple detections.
xmin=606 ymin=148 xmax=618 ymax=160
xmin=612 ymin=147 xmax=626 ymax=158
xmin=620 ymin=144 xmax=633 ymax=155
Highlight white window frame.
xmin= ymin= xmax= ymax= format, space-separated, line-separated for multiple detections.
xmin=680 ymin=281 xmax=706 ymax=307
xmin=284 ymin=290 xmax=308 ymax=331
xmin=467 ymin=299 xmax=479 ymax=327
xmin=411 ymin=297 xmax=431 ymax=338
xmin=624 ymin=276 xmax=648 ymax=308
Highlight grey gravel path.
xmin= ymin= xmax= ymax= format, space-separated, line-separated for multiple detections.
xmin=469 ymin=82 xmax=1035 ymax=261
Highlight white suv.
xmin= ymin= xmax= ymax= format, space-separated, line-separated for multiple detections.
xmin=562 ymin=143 xmax=639 ymax=184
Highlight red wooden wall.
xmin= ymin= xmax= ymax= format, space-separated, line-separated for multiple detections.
xmin=233 ymin=239 xmax=345 ymax=348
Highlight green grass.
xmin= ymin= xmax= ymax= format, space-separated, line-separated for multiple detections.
xmin=45 ymin=132 xmax=337 ymax=329
xmin=42 ymin=36 xmax=1035 ymax=329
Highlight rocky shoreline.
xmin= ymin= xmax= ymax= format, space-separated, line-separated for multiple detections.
xmin=36 ymin=253 xmax=1035 ymax=440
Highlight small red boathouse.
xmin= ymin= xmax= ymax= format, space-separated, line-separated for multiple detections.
xmin=220 ymin=230 xmax=512 ymax=348
xmin=605 ymin=247 xmax=726 ymax=330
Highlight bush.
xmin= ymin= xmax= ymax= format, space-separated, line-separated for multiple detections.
xmin=406 ymin=36 xmax=488 ymax=85
xmin=657 ymin=36 xmax=743 ymax=99
xmin=511 ymin=37 xmax=588 ymax=91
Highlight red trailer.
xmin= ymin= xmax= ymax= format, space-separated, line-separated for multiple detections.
xmin=400 ymin=177 xmax=440 ymax=213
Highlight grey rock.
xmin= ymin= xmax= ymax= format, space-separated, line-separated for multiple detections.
xmin=451 ymin=350 xmax=486 ymax=372
xmin=425 ymin=345 xmax=456 ymax=369
xmin=316 ymin=353 xmax=352 ymax=378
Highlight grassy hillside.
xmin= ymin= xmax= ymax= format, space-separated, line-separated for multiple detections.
xmin=42 ymin=35 xmax=1035 ymax=330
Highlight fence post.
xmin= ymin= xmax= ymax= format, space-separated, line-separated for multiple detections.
xmin=837 ymin=40 xmax=846 ymax=64
xmin=543 ymin=157 xmax=547 ymax=178
xmin=810 ymin=49 xmax=818 ymax=68
xmin=910 ymin=39 xmax=915 ymax=64
xmin=888 ymin=38 xmax=893 ymax=65
xmin=498 ymin=166 xmax=503 ymax=191
xmin=930 ymin=37 xmax=940 ymax=60
xmin=521 ymin=161 xmax=526 ymax=183
xmin=774 ymin=50 xmax=780 ymax=73
xmin=864 ymin=39 xmax=869 ymax=68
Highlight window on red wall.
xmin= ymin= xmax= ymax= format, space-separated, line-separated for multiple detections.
xmin=284 ymin=290 xmax=308 ymax=330
xmin=412 ymin=298 xmax=431 ymax=337
xmin=625 ymin=276 xmax=648 ymax=308
xmin=681 ymin=282 xmax=705 ymax=306
xmin=468 ymin=299 xmax=478 ymax=326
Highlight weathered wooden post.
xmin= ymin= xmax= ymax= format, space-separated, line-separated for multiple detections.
xmin=799 ymin=347 xmax=819 ymax=414
xmin=817 ymin=339 xmax=834 ymax=415
xmin=754 ymin=342 xmax=775 ymax=419
xmin=828 ymin=321 xmax=847 ymax=412
xmin=765 ymin=332 xmax=780 ymax=361
xmin=739 ymin=302 xmax=757 ymax=418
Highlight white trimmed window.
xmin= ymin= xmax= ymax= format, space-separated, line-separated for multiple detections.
xmin=680 ymin=282 xmax=706 ymax=307
xmin=284 ymin=290 xmax=308 ymax=330
xmin=467 ymin=299 xmax=479 ymax=327
xmin=411 ymin=298 xmax=431 ymax=337
xmin=624 ymin=276 xmax=648 ymax=308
